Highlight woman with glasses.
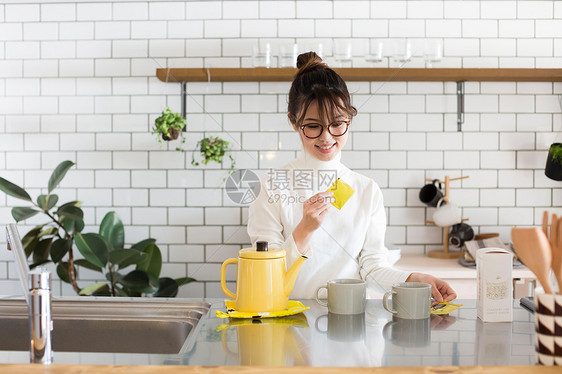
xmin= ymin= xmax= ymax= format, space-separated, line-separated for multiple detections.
xmin=248 ymin=52 xmax=456 ymax=303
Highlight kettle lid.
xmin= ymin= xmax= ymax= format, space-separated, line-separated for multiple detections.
xmin=239 ymin=241 xmax=285 ymax=259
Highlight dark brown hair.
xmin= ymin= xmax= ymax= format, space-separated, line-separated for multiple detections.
xmin=288 ymin=52 xmax=357 ymax=126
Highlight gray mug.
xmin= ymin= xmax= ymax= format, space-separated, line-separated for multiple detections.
xmin=383 ymin=282 xmax=431 ymax=319
xmin=315 ymin=312 xmax=366 ymax=342
xmin=315 ymin=279 xmax=366 ymax=315
xmin=382 ymin=316 xmax=430 ymax=347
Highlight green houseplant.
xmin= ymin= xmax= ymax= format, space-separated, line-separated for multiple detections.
xmin=545 ymin=143 xmax=562 ymax=181
xmin=0 ymin=161 xmax=195 ymax=297
xmin=153 ymin=107 xmax=186 ymax=143
xmin=191 ymin=136 xmax=236 ymax=176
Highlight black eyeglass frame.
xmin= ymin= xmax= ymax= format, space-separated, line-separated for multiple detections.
xmin=298 ymin=119 xmax=351 ymax=139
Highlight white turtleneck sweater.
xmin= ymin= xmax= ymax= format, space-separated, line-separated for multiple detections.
xmin=247 ymin=151 xmax=411 ymax=299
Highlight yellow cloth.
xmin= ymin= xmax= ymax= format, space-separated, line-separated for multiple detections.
xmin=216 ymin=300 xmax=309 ymax=319
xmin=430 ymin=301 xmax=463 ymax=315
xmin=216 ymin=314 xmax=309 ymax=330
xmin=327 ymin=178 xmax=355 ymax=210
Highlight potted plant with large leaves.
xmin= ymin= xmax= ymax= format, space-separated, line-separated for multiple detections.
xmin=0 ymin=161 xmax=195 ymax=297
xmin=545 ymin=143 xmax=562 ymax=181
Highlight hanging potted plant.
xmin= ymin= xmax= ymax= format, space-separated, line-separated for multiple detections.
xmin=152 ymin=107 xmax=186 ymax=142
xmin=191 ymin=136 xmax=236 ymax=176
xmin=545 ymin=143 xmax=562 ymax=181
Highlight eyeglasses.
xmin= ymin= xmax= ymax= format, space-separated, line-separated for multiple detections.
xmin=299 ymin=120 xmax=351 ymax=139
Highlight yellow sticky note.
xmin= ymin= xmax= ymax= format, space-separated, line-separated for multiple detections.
xmin=327 ymin=178 xmax=355 ymax=210
xmin=430 ymin=302 xmax=463 ymax=315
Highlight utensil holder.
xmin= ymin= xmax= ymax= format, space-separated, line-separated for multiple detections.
xmin=423 ymin=175 xmax=470 ymax=259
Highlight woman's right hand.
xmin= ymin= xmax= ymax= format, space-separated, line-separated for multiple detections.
xmin=300 ymin=191 xmax=334 ymax=232
xmin=292 ymin=191 xmax=334 ymax=254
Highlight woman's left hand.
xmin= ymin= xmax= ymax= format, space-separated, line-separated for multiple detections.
xmin=406 ymin=272 xmax=457 ymax=305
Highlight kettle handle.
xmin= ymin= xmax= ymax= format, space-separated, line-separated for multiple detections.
xmin=221 ymin=327 xmax=238 ymax=358
xmin=221 ymin=258 xmax=238 ymax=300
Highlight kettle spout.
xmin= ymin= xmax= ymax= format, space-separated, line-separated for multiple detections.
xmin=284 ymin=256 xmax=307 ymax=297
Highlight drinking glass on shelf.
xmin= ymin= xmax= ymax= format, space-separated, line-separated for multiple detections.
xmin=252 ymin=43 xmax=272 ymax=68
xmin=392 ymin=39 xmax=412 ymax=64
xmin=424 ymin=40 xmax=443 ymax=68
xmin=314 ymin=42 xmax=324 ymax=59
xmin=365 ymin=40 xmax=384 ymax=65
xmin=300 ymin=41 xmax=324 ymax=59
xmin=333 ymin=39 xmax=353 ymax=67
xmin=279 ymin=43 xmax=298 ymax=68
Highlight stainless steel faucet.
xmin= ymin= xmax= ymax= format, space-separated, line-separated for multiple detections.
xmin=6 ymin=225 xmax=53 ymax=364
xmin=6 ymin=224 xmax=29 ymax=297
xmin=28 ymin=269 xmax=53 ymax=364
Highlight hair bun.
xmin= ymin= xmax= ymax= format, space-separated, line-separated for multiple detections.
xmin=296 ymin=51 xmax=324 ymax=72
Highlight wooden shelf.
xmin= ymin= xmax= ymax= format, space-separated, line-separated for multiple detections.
xmin=156 ymin=67 xmax=562 ymax=83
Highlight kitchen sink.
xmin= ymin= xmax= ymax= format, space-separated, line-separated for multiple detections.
xmin=0 ymin=297 xmax=210 ymax=354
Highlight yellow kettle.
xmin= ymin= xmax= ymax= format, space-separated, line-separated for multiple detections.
xmin=220 ymin=316 xmax=309 ymax=366
xmin=220 ymin=241 xmax=307 ymax=313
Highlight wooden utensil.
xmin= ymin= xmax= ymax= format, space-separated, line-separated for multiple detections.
xmin=541 ymin=211 xmax=562 ymax=294
xmin=551 ymin=214 xmax=562 ymax=293
xmin=511 ymin=227 xmax=553 ymax=294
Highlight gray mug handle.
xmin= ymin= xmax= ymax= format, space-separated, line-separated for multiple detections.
xmin=382 ymin=320 xmax=396 ymax=341
xmin=314 ymin=314 xmax=328 ymax=333
xmin=315 ymin=285 xmax=328 ymax=307
xmin=382 ymin=290 xmax=397 ymax=315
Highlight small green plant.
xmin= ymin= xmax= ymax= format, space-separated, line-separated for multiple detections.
xmin=0 ymin=161 xmax=195 ymax=297
xmin=191 ymin=136 xmax=236 ymax=176
xmin=549 ymin=143 xmax=562 ymax=163
xmin=545 ymin=143 xmax=562 ymax=181
xmin=153 ymin=107 xmax=186 ymax=144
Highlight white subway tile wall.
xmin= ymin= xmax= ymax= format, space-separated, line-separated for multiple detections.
xmin=0 ymin=0 xmax=561 ymax=298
